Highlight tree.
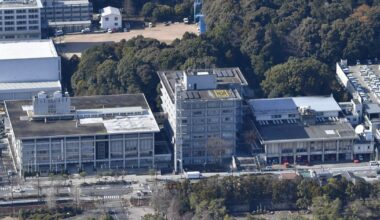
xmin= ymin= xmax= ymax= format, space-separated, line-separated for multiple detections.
xmin=296 ymin=179 xmax=322 ymax=209
xmin=312 ymin=196 xmax=343 ymax=220
xmin=261 ymin=57 xmax=333 ymax=98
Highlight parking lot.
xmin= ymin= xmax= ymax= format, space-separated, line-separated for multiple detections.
xmin=56 ymin=23 xmax=198 ymax=57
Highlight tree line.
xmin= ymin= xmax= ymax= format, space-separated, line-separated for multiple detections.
xmin=147 ymin=175 xmax=380 ymax=220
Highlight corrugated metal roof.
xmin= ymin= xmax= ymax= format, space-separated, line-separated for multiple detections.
xmin=249 ymin=98 xmax=296 ymax=112
xmin=0 ymin=40 xmax=58 ymax=60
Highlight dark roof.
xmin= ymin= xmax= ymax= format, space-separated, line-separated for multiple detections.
xmin=256 ymin=120 xmax=357 ymax=143
xmin=5 ymin=94 xmax=150 ymax=139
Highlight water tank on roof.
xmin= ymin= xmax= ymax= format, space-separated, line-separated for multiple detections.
xmin=37 ymin=91 xmax=47 ymax=99
xmin=53 ymin=91 xmax=62 ymax=99
xmin=355 ymin=124 xmax=365 ymax=134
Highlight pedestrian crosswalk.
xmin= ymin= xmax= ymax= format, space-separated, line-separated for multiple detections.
xmin=101 ymin=195 xmax=120 ymax=200
xmin=0 ymin=187 xmax=9 ymax=191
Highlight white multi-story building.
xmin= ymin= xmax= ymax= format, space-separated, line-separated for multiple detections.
xmin=158 ymin=68 xmax=248 ymax=172
xmin=41 ymin=0 xmax=92 ymax=33
xmin=0 ymin=39 xmax=61 ymax=100
xmin=0 ymin=0 xmax=42 ymax=40
xmin=100 ymin=6 xmax=121 ymax=30
xmin=249 ymin=96 xmax=373 ymax=164
xmin=4 ymin=92 xmax=160 ymax=176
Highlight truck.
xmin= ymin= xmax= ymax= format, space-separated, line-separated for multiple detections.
xmin=184 ymin=171 xmax=201 ymax=179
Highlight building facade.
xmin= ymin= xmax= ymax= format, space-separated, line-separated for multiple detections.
xmin=0 ymin=0 xmax=42 ymax=40
xmin=158 ymin=68 xmax=248 ymax=171
xmin=0 ymin=39 xmax=61 ymax=100
xmin=100 ymin=6 xmax=121 ymax=30
xmin=40 ymin=0 xmax=92 ymax=32
xmin=4 ymin=93 xmax=160 ymax=175
xmin=249 ymin=96 xmax=372 ymax=164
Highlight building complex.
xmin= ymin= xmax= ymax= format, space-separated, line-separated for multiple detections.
xmin=0 ymin=39 xmax=61 ymax=100
xmin=4 ymin=92 xmax=160 ymax=175
xmin=0 ymin=0 xmax=42 ymax=41
xmin=158 ymin=68 xmax=248 ymax=171
xmin=249 ymin=96 xmax=372 ymax=164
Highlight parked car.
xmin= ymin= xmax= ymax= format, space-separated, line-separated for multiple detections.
xmin=81 ymin=28 xmax=91 ymax=34
xmin=107 ymin=28 xmax=115 ymax=33
xmin=55 ymin=30 xmax=63 ymax=36
xmin=369 ymin=161 xmax=379 ymax=167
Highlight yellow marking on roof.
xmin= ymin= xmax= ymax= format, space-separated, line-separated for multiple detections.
xmin=213 ymin=90 xmax=230 ymax=98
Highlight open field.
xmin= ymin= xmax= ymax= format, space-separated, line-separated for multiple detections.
xmin=55 ymin=23 xmax=198 ymax=57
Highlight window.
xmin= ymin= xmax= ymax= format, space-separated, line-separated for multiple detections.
xmin=114 ymin=17 xmax=118 ymax=21
xmin=16 ymin=9 xmax=26 ymax=13
xmin=4 ymin=10 xmax=14 ymax=14
xmin=29 ymin=14 xmax=38 ymax=19
xmin=29 ymin=26 xmax=39 ymax=30
xmin=16 ymin=15 xmax=26 ymax=19
xmin=4 ymin=27 xmax=14 ymax=31
xmin=17 ymin=26 xmax=27 ymax=30
xmin=114 ymin=22 xmax=118 ymax=26
xmin=4 ymin=16 xmax=14 ymax=20
xmin=17 ymin=21 xmax=26 ymax=25
xmin=29 ymin=20 xmax=38 ymax=24
xmin=271 ymin=115 xmax=282 ymax=119
xmin=28 ymin=9 xmax=38 ymax=13
xmin=288 ymin=114 xmax=296 ymax=118
xmin=5 ymin=21 xmax=14 ymax=25
xmin=105 ymin=17 xmax=109 ymax=21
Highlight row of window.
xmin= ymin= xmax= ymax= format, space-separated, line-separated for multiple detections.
xmin=0 ymin=20 xmax=39 ymax=25
xmin=1 ymin=26 xmax=39 ymax=31
xmin=2 ymin=9 xmax=38 ymax=14
xmin=0 ymin=15 xmax=39 ymax=20
xmin=271 ymin=114 xmax=296 ymax=119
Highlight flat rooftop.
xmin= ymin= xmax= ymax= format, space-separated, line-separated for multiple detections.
xmin=0 ymin=40 xmax=58 ymax=60
xmin=5 ymin=94 xmax=160 ymax=139
xmin=158 ymin=68 xmax=247 ymax=101
xmin=0 ymin=0 xmax=42 ymax=8
xmin=250 ymin=96 xmax=342 ymax=116
xmin=255 ymin=120 xmax=357 ymax=143
xmin=0 ymin=81 xmax=61 ymax=92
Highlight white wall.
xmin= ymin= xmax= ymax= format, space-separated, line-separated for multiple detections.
xmin=0 ymin=57 xmax=61 ymax=83
xmin=100 ymin=14 xmax=121 ymax=30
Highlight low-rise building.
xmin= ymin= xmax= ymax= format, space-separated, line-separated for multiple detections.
xmin=41 ymin=0 xmax=92 ymax=33
xmin=249 ymin=96 xmax=369 ymax=164
xmin=158 ymin=68 xmax=248 ymax=172
xmin=0 ymin=0 xmax=42 ymax=40
xmin=0 ymin=39 xmax=61 ymax=100
xmin=100 ymin=6 xmax=121 ymax=30
xmin=4 ymin=92 xmax=160 ymax=175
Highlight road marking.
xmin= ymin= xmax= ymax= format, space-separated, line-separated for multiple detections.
xmin=67 ymin=187 xmax=71 ymax=193
xmin=0 ymin=187 xmax=9 ymax=191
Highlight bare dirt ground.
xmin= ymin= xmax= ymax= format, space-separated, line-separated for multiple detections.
xmin=55 ymin=23 xmax=198 ymax=57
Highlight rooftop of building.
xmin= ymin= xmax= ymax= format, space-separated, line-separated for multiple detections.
xmin=249 ymin=96 xmax=342 ymax=116
xmin=158 ymin=68 xmax=248 ymax=101
xmin=43 ymin=0 xmax=90 ymax=7
xmin=254 ymin=119 xmax=357 ymax=143
xmin=101 ymin=6 xmax=120 ymax=16
xmin=0 ymin=81 xmax=61 ymax=92
xmin=0 ymin=0 xmax=42 ymax=9
xmin=337 ymin=59 xmax=380 ymax=104
xmin=0 ymin=40 xmax=58 ymax=60
xmin=5 ymin=94 xmax=160 ymax=139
